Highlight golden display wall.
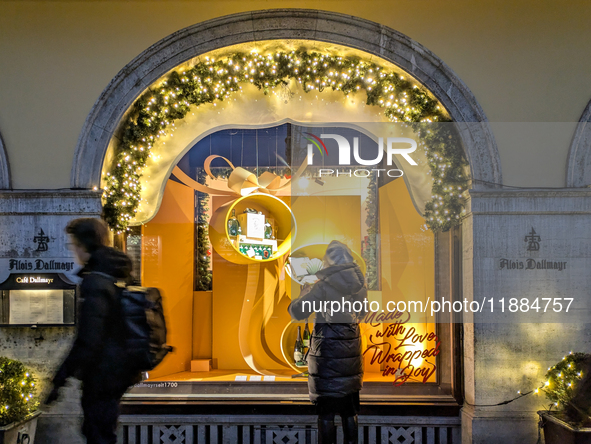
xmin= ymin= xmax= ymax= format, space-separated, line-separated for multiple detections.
xmin=369 ymin=177 xmax=437 ymax=383
xmin=142 ymin=174 xmax=437 ymax=384
xmin=210 ymin=195 xmax=362 ymax=375
xmin=141 ymin=179 xmax=195 ymax=379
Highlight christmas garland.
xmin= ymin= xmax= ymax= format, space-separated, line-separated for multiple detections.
xmin=103 ymin=48 xmax=468 ymax=233
xmin=195 ymin=168 xmax=212 ymax=291
xmin=363 ymin=174 xmax=379 ymax=290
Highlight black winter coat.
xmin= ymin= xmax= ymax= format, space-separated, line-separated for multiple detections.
xmin=53 ymin=246 xmax=139 ymax=395
xmin=288 ymin=262 xmax=367 ymax=402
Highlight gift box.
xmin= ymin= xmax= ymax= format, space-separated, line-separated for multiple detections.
xmin=237 ymin=212 xmax=266 ymax=239
xmin=191 ymin=359 xmax=212 ymax=372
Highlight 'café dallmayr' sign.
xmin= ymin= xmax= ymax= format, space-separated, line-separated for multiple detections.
xmin=9 ymin=259 xmax=76 ymax=272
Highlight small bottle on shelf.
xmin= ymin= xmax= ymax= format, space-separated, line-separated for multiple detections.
xmin=303 ymin=320 xmax=310 ymax=348
xmin=227 ymin=209 xmax=241 ymax=237
xmin=294 ymin=326 xmax=304 ymax=365
xmin=264 ymin=219 xmax=272 ymax=239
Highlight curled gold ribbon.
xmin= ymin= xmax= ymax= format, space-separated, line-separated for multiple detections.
xmin=172 ymin=155 xmax=308 ymax=197
xmin=171 ymin=155 xmax=305 ymax=375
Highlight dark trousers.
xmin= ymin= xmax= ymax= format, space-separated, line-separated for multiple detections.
xmin=316 ymin=393 xmax=360 ymax=444
xmin=81 ymin=389 xmax=123 ymax=444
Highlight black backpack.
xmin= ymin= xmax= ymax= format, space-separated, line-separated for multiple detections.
xmin=92 ymin=272 xmax=173 ymax=372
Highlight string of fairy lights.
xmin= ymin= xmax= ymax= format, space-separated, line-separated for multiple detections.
xmin=103 ymin=48 xmax=469 ymax=233
xmin=467 ymin=352 xmax=588 ymax=414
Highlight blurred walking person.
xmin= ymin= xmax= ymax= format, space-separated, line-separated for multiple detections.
xmin=289 ymin=240 xmax=367 ymax=444
xmin=45 ymin=218 xmax=140 ymax=444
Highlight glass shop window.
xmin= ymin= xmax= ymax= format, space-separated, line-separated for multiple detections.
xmin=125 ymin=124 xmax=444 ymax=400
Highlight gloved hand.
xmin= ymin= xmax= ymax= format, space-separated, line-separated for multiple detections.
xmin=300 ymin=283 xmax=313 ymax=297
xmin=45 ymin=366 xmax=67 ymax=406
xmin=44 ymin=386 xmax=61 ymax=405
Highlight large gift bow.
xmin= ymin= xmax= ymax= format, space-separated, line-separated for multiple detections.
xmin=172 ymin=155 xmax=309 ymax=376
xmin=172 ymin=155 xmax=308 ymax=197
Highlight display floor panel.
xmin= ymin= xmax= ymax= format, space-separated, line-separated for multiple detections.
xmin=147 ymin=370 xmax=406 ymax=383
xmin=148 ymin=369 xmax=302 ymax=382
xmin=126 ymin=369 xmax=456 ymax=404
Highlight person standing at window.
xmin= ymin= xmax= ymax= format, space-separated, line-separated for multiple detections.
xmin=45 ymin=218 xmax=140 ymax=444
xmin=288 ymin=240 xmax=367 ymax=444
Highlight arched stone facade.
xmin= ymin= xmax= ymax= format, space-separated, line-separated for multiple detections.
xmin=0 ymin=131 xmax=11 ymax=189
xmin=567 ymin=99 xmax=591 ymax=187
xmin=71 ymin=9 xmax=501 ymax=191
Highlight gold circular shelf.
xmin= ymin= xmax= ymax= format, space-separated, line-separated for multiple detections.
xmin=209 ymin=193 xmax=297 ymax=264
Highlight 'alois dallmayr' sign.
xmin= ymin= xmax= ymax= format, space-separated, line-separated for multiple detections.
xmin=0 ymin=226 xmax=80 ymax=285
xmin=9 ymin=259 xmax=76 ymax=272
xmin=499 ymin=227 xmax=567 ymax=271
xmin=499 ymin=258 xmax=567 ymax=271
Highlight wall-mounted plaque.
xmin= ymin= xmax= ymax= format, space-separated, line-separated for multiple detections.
xmin=9 ymin=290 xmax=64 ymax=324
xmin=0 ymin=273 xmax=77 ymax=326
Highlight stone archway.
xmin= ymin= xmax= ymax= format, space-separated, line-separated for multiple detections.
xmin=71 ymin=9 xmax=501 ymax=191
xmin=0 ymin=130 xmax=12 ymax=189
xmin=566 ymin=99 xmax=591 ymax=187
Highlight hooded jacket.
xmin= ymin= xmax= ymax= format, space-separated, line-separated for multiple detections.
xmin=288 ymin=242 xmax=367 ymax=401
xmin=53 ymin=246 xmax=138 ymax=395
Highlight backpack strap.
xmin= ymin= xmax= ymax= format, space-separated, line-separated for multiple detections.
xmin=90 ymin=271 xmax=127 ymax=288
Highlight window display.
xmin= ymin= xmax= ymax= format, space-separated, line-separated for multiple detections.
xmin=124 ymin=124 xmax=459 ymax=403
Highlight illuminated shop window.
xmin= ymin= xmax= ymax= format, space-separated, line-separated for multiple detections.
xmin=125 ymin=124 xmax=450 ymax=402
